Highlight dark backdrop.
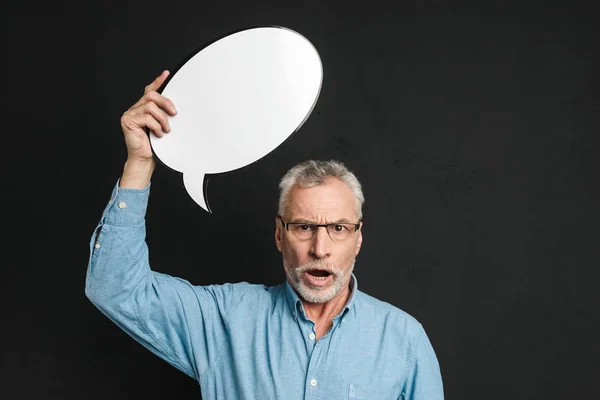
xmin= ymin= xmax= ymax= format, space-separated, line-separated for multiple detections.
xmin=2 ymin=0 xmax=599 ymax=399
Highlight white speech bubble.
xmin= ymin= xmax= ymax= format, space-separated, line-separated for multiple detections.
xmin=150 ymin=26 xmax=323 ymax=212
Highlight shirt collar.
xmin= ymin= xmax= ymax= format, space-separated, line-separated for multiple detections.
xmin=284 ymin=273 xmax=359 ymax=322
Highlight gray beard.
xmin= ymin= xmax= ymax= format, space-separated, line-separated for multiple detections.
xmin=284 ymin=259 xmax=354 ymax=304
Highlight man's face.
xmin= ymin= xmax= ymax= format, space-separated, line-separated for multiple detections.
xmin=275 ymin=178 xmax=363 ymax=304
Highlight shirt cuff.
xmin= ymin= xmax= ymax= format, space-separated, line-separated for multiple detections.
xmin=101 ymin=179 xmax=151 ymax=226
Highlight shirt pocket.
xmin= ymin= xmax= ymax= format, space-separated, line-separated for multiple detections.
xmin=348 ymin=383 xmax=386 ymax=399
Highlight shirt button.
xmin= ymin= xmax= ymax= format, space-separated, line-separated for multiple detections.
xmin=310 ymin=379 xmax=317 ymax=387
xmin=94 ymin=243 xmax=100 ymax=249
xmin=118 ymin=201 xmax=127 ymax=209
xmin=309 ymin=333 xmax=315 ymax=340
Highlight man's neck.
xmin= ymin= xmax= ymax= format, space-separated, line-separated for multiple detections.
xmin=301 ymin=282 xmax=352 ymax=340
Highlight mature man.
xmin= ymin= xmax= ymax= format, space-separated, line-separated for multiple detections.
xmin=86 ymin=70 xmax=444 ymax=399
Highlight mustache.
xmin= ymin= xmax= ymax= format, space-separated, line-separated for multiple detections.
xmin=296 ymin=260 xmax=339 ymax=275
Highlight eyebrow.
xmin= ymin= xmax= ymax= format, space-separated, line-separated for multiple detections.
xmin=288 ymin=218 xmax=356 ymax=224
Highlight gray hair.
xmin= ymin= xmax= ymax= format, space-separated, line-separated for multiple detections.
xmin=278 ymin=160 xmax=364 ymax=220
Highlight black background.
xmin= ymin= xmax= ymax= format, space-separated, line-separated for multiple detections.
xmin=2 ymin=0 xmax=599 ymax=399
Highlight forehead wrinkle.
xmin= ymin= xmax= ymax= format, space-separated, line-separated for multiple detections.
xmin=288 ymin=205 xmax=355 ymax=224
xmin=286 ymin=178 xmax=358 ymax=222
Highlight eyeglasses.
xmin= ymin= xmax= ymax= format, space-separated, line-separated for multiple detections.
xmin=278 ymin=215 xmax=361 ymax=242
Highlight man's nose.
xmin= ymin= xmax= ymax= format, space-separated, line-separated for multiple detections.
xmin=310 ymin=226 xmax=332 ymax=259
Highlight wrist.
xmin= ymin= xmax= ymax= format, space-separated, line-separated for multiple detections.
xmin=120 ymin=158 xmax=156 ymax=189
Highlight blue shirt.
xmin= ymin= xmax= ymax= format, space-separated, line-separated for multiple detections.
xmin=86 ymin=181 xmax=444 ymax=400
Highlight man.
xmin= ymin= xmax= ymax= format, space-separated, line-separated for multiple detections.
xmin=86 ymin=70 xmax=444 ymax=399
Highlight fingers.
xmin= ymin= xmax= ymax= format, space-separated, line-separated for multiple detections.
xmin=121 ymin=70 xmax=178 ymax=140
xmin=122 ymin=102 xmax=171 ymax=137
xmin=134 ymin=101 xmax=172 ymax=133
xmin=140 ymin=114 xmax=165 ymax=138
xmin=145 ymin=70 xmax=169 ymax=94
xmin=130 ymin=89 xmax=177 ymax=115
xmin=123 ymin=113 xmax=164 ymax=138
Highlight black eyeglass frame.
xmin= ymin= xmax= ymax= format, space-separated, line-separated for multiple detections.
xmin=277 ymin=215 xmax=361 ymax=240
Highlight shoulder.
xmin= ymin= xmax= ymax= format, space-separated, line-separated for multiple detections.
xmin=354 ymin=290 xmax=423 ymax=338
xmin=199 ymin=281 xmax=285 ymax=306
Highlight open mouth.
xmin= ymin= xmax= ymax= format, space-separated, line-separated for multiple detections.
xmin=307 ymin=269 xmax=331 ymax=278
xmin=304 ymin=269 xmax=333 ymax=287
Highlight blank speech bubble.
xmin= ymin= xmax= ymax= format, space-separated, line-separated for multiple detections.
xmin=150 ymin=26 xmax=323 ymax=212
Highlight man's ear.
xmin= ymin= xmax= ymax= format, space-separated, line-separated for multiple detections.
xmin=355 ymin=222 xmax=363 ymax=255
xmin=275 ymin=217 xmax=283 ymax=252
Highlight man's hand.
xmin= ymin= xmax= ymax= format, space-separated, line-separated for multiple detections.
xmin=119 ymin=70 xmax=177 ymax=189
xmin=121 ymin=70 xmax=177 ymax=162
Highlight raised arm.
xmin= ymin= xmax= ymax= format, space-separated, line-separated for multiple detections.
xmin=85 ymin=72 xmax=233 ymax=380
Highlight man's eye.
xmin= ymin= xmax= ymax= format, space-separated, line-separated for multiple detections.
xmin=298 ymin=224 xmax=312 ymax=231
xmin=334 ymin=225 xmax=346 ymax=232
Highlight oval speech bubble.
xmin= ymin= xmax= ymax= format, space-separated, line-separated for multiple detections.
xmin=150 ymin=26 xmax=323 ymax=212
